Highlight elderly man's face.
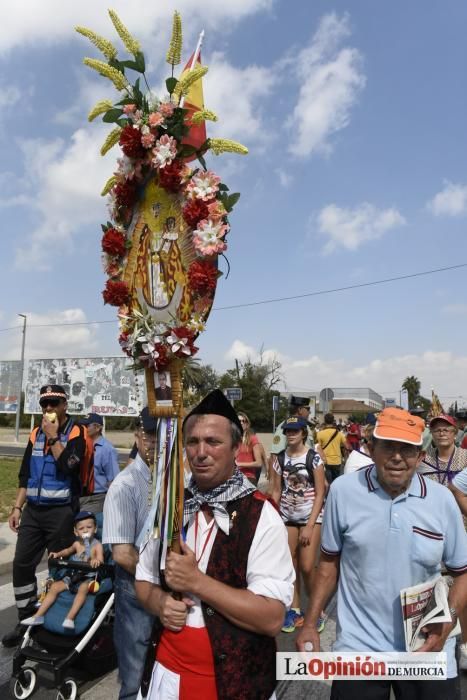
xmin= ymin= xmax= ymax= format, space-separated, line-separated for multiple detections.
xmin=158 ymin=373 xmax=167 ymax=389
xmin=369 ymin=439 xmax=424 ymax=498
xmin=184 ymin=415 xmax=239 ymax=491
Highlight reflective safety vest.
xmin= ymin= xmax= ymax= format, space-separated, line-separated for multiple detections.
xmin=26 ymin=422 xmax=80 ymax=506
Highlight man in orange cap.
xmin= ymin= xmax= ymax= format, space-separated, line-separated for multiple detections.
xmin=297 ymin=407 xmax=467 ymax=700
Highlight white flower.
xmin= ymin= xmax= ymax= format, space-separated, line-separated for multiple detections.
xmin=167 ymin=332 xmax=192 ymax=355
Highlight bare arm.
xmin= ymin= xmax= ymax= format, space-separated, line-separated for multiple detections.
xmin=49 ymin=542 xmax=79 ymax=559
xmin=136 ymin=580 xmax=194 ymax=632
xmin=165 ymin=540 xmax=285 ymax=637
xmin=449 ymin=484 xmax=467 ymax=517
xmin=300 ymin=465 xmax=326 ymax=545
xmin=296 ymin=553 xmax=340 ymax=651
xmin=112 ymin=543 xmax=139 ymax=575
xmin=269 ymin=462 xmax=282 ymax=503
xmin=418 ymin=571 xmax=467 ymax=652
xmin=8 ymin=487 xmax=27 ymax=533
xmin=90 ymin=541 xmax=105 ymax=567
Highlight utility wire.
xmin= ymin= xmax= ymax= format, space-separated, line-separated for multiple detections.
xmin=0 ymin=261 xmax=465 ymax=332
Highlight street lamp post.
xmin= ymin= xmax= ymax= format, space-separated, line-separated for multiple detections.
xmin=14 ymin=314 xmax=27 ymax=443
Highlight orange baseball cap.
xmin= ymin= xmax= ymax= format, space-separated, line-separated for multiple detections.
xmin=373 ymin=407 xmax=424 ymax=445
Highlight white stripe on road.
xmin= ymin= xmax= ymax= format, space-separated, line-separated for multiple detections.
xmin=0 ymin=572 xmax=48 ymax=613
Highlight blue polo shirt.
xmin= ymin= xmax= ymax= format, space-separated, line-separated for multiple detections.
xmin=453 ymin=467 xmax=467 ymax=494
xmin=321 ymin=466 xmax=467 ymax=677
xmin=93 ymin=435 xmax=120 ymax=494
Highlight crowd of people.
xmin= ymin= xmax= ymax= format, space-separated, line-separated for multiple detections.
xmin=3 ymin=383 xmax=467 ymax=700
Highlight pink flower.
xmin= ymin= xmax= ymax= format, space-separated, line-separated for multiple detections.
xmin=193 ymin=219 xmax=228 ymax=256
xmin=207 ymin=200 xmax=226 ymax=221
xmin=148 ymin=112 xmax=164 ymax=128
xmin=186 ymin=171 xmax=221 ymax=201
xmin=152 ymin=134 xmax=178 ymax=169
xmin=141 ymin=132 xmax=156 ymax=149
xmin=180 ymin=164 xmax=193 ymax=184
xmin=159 ymin=102 xmax=175 ymax=118
xmin=122 ymin=104 xmax=136 ymax=114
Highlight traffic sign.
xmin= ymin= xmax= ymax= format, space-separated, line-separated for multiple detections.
xmin=225 ymin=387 xmax=242 ymax=402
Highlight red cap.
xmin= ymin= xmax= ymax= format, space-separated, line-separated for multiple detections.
xmin=429 ymin=414 xmax=457 ymax=429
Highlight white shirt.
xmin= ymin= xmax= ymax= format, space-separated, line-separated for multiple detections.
xmin=136 ymin=499 xmax=294 ymax=626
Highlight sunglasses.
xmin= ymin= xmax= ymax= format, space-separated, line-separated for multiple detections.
xmin=40 ymin=398 xmax=61 ymax=408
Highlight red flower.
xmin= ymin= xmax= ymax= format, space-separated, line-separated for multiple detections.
xmin=182 ymin=199 xmax=210 ymax=228
xmin=119 ymin=125 xmax=146 ymax=159
xmin=102 ymin=280 xmax=130 ymax=306
xmin=102 ymin=228 xmax=126 ymax=257
xmin=153 ymin=342 xmax=169 ymax=368
xmin=114 ymin=181 xmax=137 ymax=208
xmin=158 ymin=160 xmax=183 ymax=193
xmin=188 ymin=260 xmax=218 ymax=294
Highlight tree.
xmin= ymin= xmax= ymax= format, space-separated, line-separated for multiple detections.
xmin=219 ymin=350 xmax=284 ymax=431
xmin=183 ymin=361 xmax=220 ymax=408
xmin=402 ymin=376 xmax=421 ymax=409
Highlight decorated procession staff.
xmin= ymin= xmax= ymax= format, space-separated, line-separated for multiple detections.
xmin=76 ymin=8 xmax=248 ymax=564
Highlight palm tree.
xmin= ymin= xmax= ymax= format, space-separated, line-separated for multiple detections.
xmin=402 ymin=376 xmax=421 ymax=409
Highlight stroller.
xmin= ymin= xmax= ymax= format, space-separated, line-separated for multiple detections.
xmin=10 ymin=514 xmax=116 ymax=700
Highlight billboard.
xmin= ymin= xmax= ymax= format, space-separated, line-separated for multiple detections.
xmin=25 ymin=357 xmax=144 ymax=416
xmin=0 ymin=360 xmax=21 ymax=413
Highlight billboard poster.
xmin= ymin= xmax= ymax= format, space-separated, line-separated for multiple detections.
xmin=25 ymin=357 xmax=144 ymax=416
xmin=0 ymin=360 xmax=21 ymax=413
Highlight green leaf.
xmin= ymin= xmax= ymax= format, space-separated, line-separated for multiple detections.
xmin=116 ymin=118 xmax=128 ymax=127
xmin=120 ymin=59 xmax=140 ymax=71
xmin=166 ymin=77 xmax=178 ymax=95
xmin=228 ymin=192 xmax=241 ymax=208
xmin=135 ymin=51 xmax=146 ymax=73
xmin=115 ymin=97 xmax=138 ymax=106
xmin=197 ymin=154 xmax=207 ymax=171
xmin=102 ymin=108 xmax=124 ymax=123
xmin=177 ymin=144 xmax=197 ymax=158
xmin=109 ymin=58 xmax=125 ymax=75
xmin=218 ymin=183 xmax=229 ymax=192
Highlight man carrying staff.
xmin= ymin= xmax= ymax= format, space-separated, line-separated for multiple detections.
xmin=297 ymin=407 xmax=467 ymax=700
xmin=136 ymin=389 xmax=294 ymax=700
xmin=2 ymin=385 xmax=85 ymax=648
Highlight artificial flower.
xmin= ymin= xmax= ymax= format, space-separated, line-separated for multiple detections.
xmin=103 ymin=280 xmax=130 ymax=306
xmin=83 ymin=58 xmax=129 ymax=91
xmin=75 ymin=27 xmax=118 ymax=61
xmin=207 ymin=199 xmax=226 ymax=221
xmin=119 ymin=125 xmax=146 ymax=159
xmin=152 ymin=134 xmax=177 ymax=168
xmin=100 ymin=127 xmax=122 ymax=156
xmin=158 ymin=159 xmax=183 ymax=192
xmin=185 ymin=170 xmax=221 ymax=201
xmin=88 ymin=99 xmax=114 ymax=122
xmin=141 ymin=132 xmax=156 ymax=149
xmin=108 ymin=9 xmax=141 ymax=56
xmin=114 ymin=180 xmax=138 ymax=208
xmin=166 ymin=11 xmax=182 ymax=66
xmin=188 ymin=260 xmax=218 ymax=293
xmin=193 ymin=219 xmax=228 ymax=256
xmin=122 ymin=104 xmax=136 ymax=115
xmin=102 ymin=227 xmax=126 ymax=257
xmin=166 ymin=327 xmax=197 ymax=357
xmin=182 ymin=199 xmax=209 ymax=228
xmin=148 ymin=112 xmax=164 ymax=128
xmin=158 ymin=102 xmax=175 ymax=118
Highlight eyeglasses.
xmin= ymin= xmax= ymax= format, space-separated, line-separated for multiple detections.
xmin=431 ymin=428 xmax=455 ymax=435
xmin=378 ymin=441 xmax=420 ymax=459
xmin=40 ymin=398 xmax=61 ymax=408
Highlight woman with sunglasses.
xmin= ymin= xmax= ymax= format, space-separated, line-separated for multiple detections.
xmin=270 ymin=416 xmax=326 ymax=634
xmin=235 ymin=412 xmax=265 ymax=485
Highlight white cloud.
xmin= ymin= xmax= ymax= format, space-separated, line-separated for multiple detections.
xmin=442 ymin=303 xmax=467 ymax=316
xmin=316 ymin=202 xmax=406 ymax=254
xmin=427 ymin=180 xmax=467 ymax=217
xmin=204 ymin=52 xmax=276 ymax=144
xmin=1 ymin=309 xmax=99 ymax=360
xmin=14 ymin=126 xmax=115 ymax=269
xmin=275 ymin=169 xmax=294 ymax=188
xmin=0 ymin=1 xmax=273 ymax=54
xmin=287 ymin=12 xmax=366 ymax=157
xmin=226 ymin=341 xmax=467 ymax=401
xmin=0 ymin=84 xmax=22 ymax=109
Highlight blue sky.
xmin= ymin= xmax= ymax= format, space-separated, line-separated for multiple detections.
xmin=0 ymin=0 xmax=467 ymax=406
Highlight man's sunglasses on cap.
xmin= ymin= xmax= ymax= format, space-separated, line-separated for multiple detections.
xmin=39 ymin=398 xmax=62 ymax=408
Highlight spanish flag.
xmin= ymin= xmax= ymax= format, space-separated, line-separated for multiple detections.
xmin=181 ymin=52 xmax=207 ymax=157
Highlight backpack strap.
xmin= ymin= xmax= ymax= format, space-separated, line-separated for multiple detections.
xmin=276 ymin=450 xmax=285 ymax=471
xmin=322 ymin=428 xmax=339 ymax=451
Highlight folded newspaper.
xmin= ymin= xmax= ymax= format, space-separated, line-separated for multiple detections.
xmin=400 ymin=576 xmax=460 ymax=651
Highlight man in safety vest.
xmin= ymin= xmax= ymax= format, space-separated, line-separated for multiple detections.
xmin=2 ymin=384 xmax=85 ymax=648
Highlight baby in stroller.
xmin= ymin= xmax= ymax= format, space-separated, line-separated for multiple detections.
xmin=21 ymin=511 xmax=104 ymax=630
